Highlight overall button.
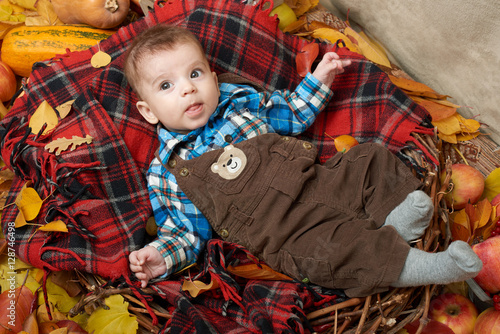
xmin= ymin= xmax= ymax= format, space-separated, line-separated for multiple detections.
xmin=179 ymin=168 xmax=189 ymax=177
xmin=168 ymin=159 xmax=177 ymax=168
xmin=281 ymin=136 xmax=290 ymax=141
xmin=302 ymin=142 xmax=313 ymax=150
xmin=220 ymin=229 xmax=229 ymax=238
xmin=224 ymin=134 xmax=233 ymax=143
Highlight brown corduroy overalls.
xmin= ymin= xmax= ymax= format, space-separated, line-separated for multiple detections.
xmin=167 ymin=133 xmax=422 ymax=297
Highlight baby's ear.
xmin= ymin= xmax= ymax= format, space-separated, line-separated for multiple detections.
xmin=136 ymin=101 xmax=159 ymax=125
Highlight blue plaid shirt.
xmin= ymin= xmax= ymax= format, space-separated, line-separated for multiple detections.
xmin=147 ymin=73 xmax=333 ymax=276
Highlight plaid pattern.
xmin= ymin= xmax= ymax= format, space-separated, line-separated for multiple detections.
xmin=152 ymin=239 xmax=344 ymax=334
xmin=148 ymin=75 xmax=332 ymax=276
xmin=0 ymin=0 xmax=434 ymax=330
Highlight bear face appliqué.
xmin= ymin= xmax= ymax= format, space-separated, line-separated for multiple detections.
xmin=211 ymin=145 xmax=247 ymax=180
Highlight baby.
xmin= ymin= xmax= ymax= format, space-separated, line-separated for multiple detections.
xmin=124 ymin=24 xmax=482 ymax=297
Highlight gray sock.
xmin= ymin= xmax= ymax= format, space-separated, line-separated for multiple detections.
xmin=383 ymin=190 xmax=433 ymax=242
xmin=392 ymin=240 xmax=483 ymax=287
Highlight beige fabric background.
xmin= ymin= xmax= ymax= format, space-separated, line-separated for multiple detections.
xmin=320 ymin=0 xmax=500 ymax=145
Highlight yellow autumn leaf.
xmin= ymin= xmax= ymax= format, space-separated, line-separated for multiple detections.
xmin=91 ymin=50 xmax=112 ymax=68
xmin=14 ymin=209 xmax=27 ymax=227
xmin=291 ymin=0 xmax=319 ymax=17
xmin=483 ymin=167 xmax=500 ymax=201
xmin=29 ymin=100 xmax=59 ymax=135
xmin=450 ymin=209 xmax=471 ymax=243
xmin=0 ymin=5 xmax=12 ymax=21
xmin=359 ymin=30 xmax=388 ymax=60
xmin=344 ymin=26 xmax=391 ymax=68
xmin=0 ymin=255 xmax=42 ymax=294
xmin=456 ymin=131 xmax=480 ymax=142
xmin=55 ymin=99 xmax=75 ymax=119
xmin=432 ymin=115 xmax=461 ymax=135
xmin=475 ymin=199 xmax=492 ymax=229
xmin=437 ymin=131 xmax=457 ymax=144
xmin=457 ymin=114 xmax=481 ymax=133
xmin=38 ymin=220 xmax=68 ymax=232
xmin=36 ymin=274 xmax=80 ymax=313
xmin=86 ymin=295 xmax=138 ymax=334
xmin=310 ymin=28 xmax=359 ymax=52
xmin=15 ymin=185 xmax=43 ymax=221
xmin=182 ymin=279 xmax=219 ymax=298
xmin=8 ymin=0 xmax=36 ymax=10
xmin=0 ymin=0 xmax=25 ymax=12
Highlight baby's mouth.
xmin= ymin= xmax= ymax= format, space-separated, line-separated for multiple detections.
xmin=185 ymin=103 xmax=203 ymax=115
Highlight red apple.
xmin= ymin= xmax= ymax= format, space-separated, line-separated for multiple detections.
xmin=474 ymin=307 xmax=500 ymax=333
xmin=492 ymin=193 xmax=500 ymax=218
xmin=472 ymin=236 xmax=500 ymax=294
xmin=403 ymin=319 xmax=454 ymax=333
xmin=441 ymin=164 xmax=485 ymax=210
xmin=0 ymin=61 xmax=17 ymax=102
xmin=429 ymin=293 xmax=478 ymax=334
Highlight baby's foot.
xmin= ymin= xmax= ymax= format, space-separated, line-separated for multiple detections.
xmin=384 ymin=190 xmax=433 ymax=242
xmin=392 ymin=240 xmax=483 ymax=287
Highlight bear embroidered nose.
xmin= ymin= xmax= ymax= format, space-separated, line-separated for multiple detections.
xmin=227 ymin=158 xmax=232 ymax=165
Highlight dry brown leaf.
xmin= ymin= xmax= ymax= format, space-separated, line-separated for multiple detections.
xmin=414 ymin=98 xmax=457 ymax=122
xmin=29 ymin=100 xmax=59 ymax=135
xmin=45 ymin=135 xmax=93 ymax=156
xmin=227 ymin=263 xmax=292 ymax=280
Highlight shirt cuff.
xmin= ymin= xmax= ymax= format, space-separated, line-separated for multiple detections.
xmin=297 ymin=73 xmax=334 ymax=112
xmin=148 ymin=239 xmax=190 ymax=277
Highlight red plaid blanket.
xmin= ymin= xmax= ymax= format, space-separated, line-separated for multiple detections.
xmin=0 ymin=0 xmax=434 ymax=332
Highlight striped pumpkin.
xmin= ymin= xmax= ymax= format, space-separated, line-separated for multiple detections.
xmin=1 ymin=25 xmax=115 ymax=77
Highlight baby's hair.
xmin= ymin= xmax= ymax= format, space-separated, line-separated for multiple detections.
xmin=123 ymin=24 xmax=205 ymax=98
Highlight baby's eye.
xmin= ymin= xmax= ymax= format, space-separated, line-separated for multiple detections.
xmin=160 ymin=82 xmax=171 ymax=90
xmin=191 ymin=70 xmax=202 ymax=78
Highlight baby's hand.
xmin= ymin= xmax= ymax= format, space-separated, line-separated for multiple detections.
xmin=312 ymin=52 xmax=352 ymax=87
xmin=129 ymin=246 xmax=167 ymax=288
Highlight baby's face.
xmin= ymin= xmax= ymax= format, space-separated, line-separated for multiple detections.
xmin=135 ymin=42 xmax=219 ymax=134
